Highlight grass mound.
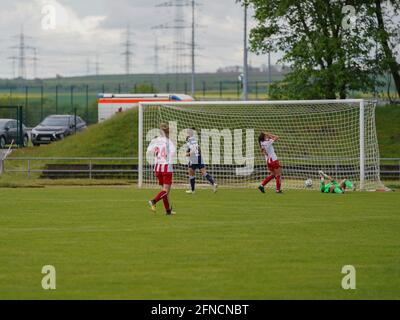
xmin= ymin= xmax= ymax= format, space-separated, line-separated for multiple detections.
xmin=12 ymin=109 xmax=138 ymax=158
xmin=376 ymin=104 xmax=400 ymax=158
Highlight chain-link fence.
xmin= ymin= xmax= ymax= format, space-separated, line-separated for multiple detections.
xmin=0 ymin=81 xmax=272 ymax=127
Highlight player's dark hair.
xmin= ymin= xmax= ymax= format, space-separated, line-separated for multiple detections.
xmin=258 ymin=132 xmax=266 ymax=152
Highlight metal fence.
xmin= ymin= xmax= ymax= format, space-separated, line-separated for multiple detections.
xmin=2 ymin=157 xmax=400 ymax=181
xmin=0 ymin=81 xmax=272 ymax=127
xmin=1 ymin=157 xmax=138 ymax=179
xmin=380 ymin=158 xmax=400 ymax=180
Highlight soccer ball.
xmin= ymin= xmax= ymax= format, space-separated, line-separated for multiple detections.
xmin=305 ymin=179 xmax=313 ymax=188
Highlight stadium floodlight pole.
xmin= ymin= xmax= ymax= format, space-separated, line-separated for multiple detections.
xmin=268 ymin=51 xmax=272 ymax=96
xmin=359 ymin=99 xmax=365 ymax=190
xmin=242 ymin=1 xmax=249 ymax=101
xmin=191 ymin=0 xmax=196 ymax=97
xmin=138 ymin=103 xmax=144 ymax=188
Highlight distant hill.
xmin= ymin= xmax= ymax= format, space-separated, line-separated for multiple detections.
xmin=0 ymin=72 xmax=284 ymax=90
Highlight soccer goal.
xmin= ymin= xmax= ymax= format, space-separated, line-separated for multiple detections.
xmin=138 ymin=100 xmax=385 ymax=191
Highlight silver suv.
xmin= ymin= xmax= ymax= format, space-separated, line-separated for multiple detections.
xmin=31 ymin=115 xmax=87 ymax=146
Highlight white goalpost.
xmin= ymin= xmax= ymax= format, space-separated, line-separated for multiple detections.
xmin=138 ymin=99 xmax=385 ymax=191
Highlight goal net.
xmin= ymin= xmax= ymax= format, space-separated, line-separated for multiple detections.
xmin=138 ymin=100 xmax=385 ymax=191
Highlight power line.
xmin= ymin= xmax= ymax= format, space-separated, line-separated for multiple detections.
xmin=29 ymin=48 xmax=39 ymax=79
xmin=11 ymin=28 xmax=31 ymax=79
xmin=86 ymin=58 xmax=91 ymax=76
xmin=154 ymin=37 xmax=160 ymax=75
xmin=153 ymin=0 xmax=193 ymax=90
xmin=10 ymin=27 xmax=36 ymax=79
xmin=121 ymin=25 xmax=134 ymax=75
xmin=153 ymin=36 xmax=167 ymax=89
xmin=17 ymin=30 xmax=27 ymax=79
xmin=95 ymin=55 xmax=100 ymax=76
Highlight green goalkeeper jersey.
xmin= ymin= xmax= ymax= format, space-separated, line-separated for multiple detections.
xmin=320 ymin=180 xmax=343 ymax=194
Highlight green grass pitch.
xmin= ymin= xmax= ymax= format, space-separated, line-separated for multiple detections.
xmin=0 ymin=187 xmax=399 ymax=300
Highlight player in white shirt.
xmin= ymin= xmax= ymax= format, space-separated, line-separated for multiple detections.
xmin=185 ymin=128 xmax=217 ymax=194
xmin=147 ymin=123 xmax=176 ymax=215
xmin=258 ymin=131 xmax=283 ymax=194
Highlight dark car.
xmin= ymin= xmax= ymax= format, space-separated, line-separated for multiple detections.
xmin=31 ymin=115 xmax=87 ymax=146
xmin=0 ymin=119 xmax=29 ymax=149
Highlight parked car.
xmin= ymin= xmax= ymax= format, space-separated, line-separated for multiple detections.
xmin=31 ymin=115 xmax=87 ymax=146
xmin=0 ymin=119 xmax=29 ymax=149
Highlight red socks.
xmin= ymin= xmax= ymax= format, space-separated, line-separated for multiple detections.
xmin=162 ymin=197 xmax=170 ymax=211
xmin=276 ymin=176 xmax=281 ymax=191
xmin=261 ymin=175 xmax=282 ymax=191
xmin=261 ymin=175 xmax=274 ymax=186
xmin=154 ymin=191 xmax=167 ymax=203
xmin=153 ymin=191 xmax=170 ymax=211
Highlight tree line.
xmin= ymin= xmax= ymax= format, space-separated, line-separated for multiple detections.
xmin=240 ymin=0 xmax=400 ymax=100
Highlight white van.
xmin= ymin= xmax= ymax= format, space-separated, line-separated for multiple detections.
xmin=97 ymin=93 xmax=194 ymax=123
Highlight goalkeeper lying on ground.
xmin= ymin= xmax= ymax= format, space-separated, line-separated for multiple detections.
xmin=319 ymin=171 xmax=356 ymax=194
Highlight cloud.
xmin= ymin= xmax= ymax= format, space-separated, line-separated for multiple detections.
xmin=48 ymin=3 xmax=106 ymax=35
xmin=0 ymin=0 xmax=276 ymax=79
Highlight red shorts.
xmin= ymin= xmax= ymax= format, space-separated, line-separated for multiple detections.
xmin=155 ymin=172 xmax=173 ymax=186
xmin=267 ymin=160 xmax=281 ymax=171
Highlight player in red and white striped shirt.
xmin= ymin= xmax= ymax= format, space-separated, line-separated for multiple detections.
xmin=147 ymin=123 xmax=176 ymax=215
xmin=258 ymin=131 xmax=283 ymax=194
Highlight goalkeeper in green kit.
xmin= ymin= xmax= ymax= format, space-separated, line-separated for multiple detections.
xmin=319 ymin=171 xmax=356 ymax=194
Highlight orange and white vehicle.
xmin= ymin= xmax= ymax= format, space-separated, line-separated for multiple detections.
xmin=97 ymin=93 xmax=194 ymax=123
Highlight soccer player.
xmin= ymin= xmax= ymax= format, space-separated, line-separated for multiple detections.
xmin=258 ymin=131 xmax=282 ymax=194
xmin=319 ymin=171 xmax=356 ymax=194
xmin=185 ymin=128 xmax=217 ymax=194
xmin=147 ymin=123 xmax=176 ymax=215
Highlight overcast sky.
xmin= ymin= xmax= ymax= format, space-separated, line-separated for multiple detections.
xmin=0 ymin=0 xmax=279 ymax=79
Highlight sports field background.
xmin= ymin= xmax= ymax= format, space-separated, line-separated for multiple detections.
xmin=0 ymin=187 xmax=399 ymax=299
